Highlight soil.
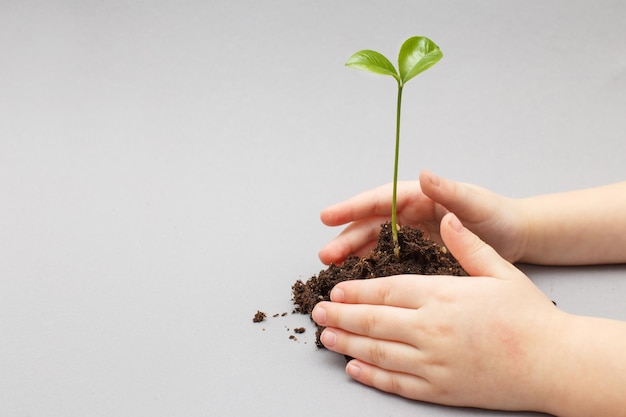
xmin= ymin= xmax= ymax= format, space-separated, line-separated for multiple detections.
xmin=292 ymin=222 xmax=467 ymax=348
xmin=252 ymin=310 xmax=266 ymax=323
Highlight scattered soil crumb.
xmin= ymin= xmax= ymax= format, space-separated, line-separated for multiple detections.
xmin=253 ymin=310 xmax=266 ymax=323
xmin=272 ymin=313 xmax=279 ymax=318
xmin=281 ymin=312 xmax=288 ymax=316
xmin=294 ymin=327 xmax=306 ymax=334
xmin=289 ymin=335 xmax=297 ymax=341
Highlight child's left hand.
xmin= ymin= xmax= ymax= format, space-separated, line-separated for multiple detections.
xmin=312 ymin=212 xmax=563 ymax=412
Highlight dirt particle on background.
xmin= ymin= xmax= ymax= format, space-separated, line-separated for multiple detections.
xmin=252 ymin=310 xmax=266 ymax=323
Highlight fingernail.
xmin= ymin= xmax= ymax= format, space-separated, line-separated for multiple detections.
xmin=346 ymin=362 xmax=361 ymax=378
xmin=330 ymin=287 xmax=345 ymax=302
xmin=428 ymin=170 xmax=440 ymax=187
xmin=321 ymin=329 xmax=336 ymax=347
xmin=447 ymin=213 xmax=464 ymax=233
xmin=312 ymin=305 xmax=326 ymax=325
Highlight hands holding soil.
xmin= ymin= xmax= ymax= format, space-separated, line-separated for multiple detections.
xmin=319 ymin=170 xmax=527 ymax=265
xmin=313 ymin=170 xmax=626 ymax=416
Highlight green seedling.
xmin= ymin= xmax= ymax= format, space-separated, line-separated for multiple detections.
xmin=346 ymin=36 xmax=443 ymax=258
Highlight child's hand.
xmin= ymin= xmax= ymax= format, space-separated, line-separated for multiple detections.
xmin=319 ymin=170 xmax=528 ymax=266
xmin=313 ymin=213 xmax=563 ymax=412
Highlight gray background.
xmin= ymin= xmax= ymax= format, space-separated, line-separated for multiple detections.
xmin=1 ymin=1 xmax=625 ymax=416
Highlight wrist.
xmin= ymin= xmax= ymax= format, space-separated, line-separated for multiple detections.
xmin=509 ymin=197 xmax=536 ymax=264
xmin=540 ymin=314 xmax=626 ymax=417
xmin=527 ymin=310 xmax=577 ymax=415
xmin=514 ymin=195 xmax=559 ymax=265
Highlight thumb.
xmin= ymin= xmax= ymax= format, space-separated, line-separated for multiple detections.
xmin=441 ymin=212 xmax=520 ymax=279
xmin=419 ymin=169 xmax=501 ymax=224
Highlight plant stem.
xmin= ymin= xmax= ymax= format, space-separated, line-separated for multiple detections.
xmin=392 ymin=82 xmax=403 ymax=258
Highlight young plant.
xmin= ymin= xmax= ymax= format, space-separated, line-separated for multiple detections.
xmin=346 ymin=36 xmax=443 ymax=258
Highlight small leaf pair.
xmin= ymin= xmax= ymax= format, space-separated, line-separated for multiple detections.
xmin=345 ymin=36 xmax=442 ymax=86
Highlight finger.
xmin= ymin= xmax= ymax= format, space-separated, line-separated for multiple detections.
xmin=420 ymin=170 xmax=500 ymax=224
xmin=319 ymin=327 xmax=422 ymax=374
xmin=440 ymin=212 xmax=520 ymax=279
xmin=330 ymin=275 xmax=445 ymax=308
xmin=320 ymin=184 xmax=395 ymax=226
xmin=312 ymin=300 xmax=419 ymax=343
xmin=321 ymin=181 xmax=427 ymax=227
xmin=345 ymin=359 xmax=432 ymax=402
xmin=318 ymin=217 xmax=386 ymax=265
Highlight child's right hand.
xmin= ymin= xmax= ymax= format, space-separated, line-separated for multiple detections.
xmin=318 ymin=170 xmax=529 ymax=266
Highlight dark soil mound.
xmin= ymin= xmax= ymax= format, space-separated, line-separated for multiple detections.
xmin=292 ymin=223 xmax=467 ymax=347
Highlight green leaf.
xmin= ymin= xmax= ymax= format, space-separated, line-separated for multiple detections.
xmin=398 ymin=36 xmax=443 ymax=84
xmin=345 ymin=50 xmax=399 ymax=81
